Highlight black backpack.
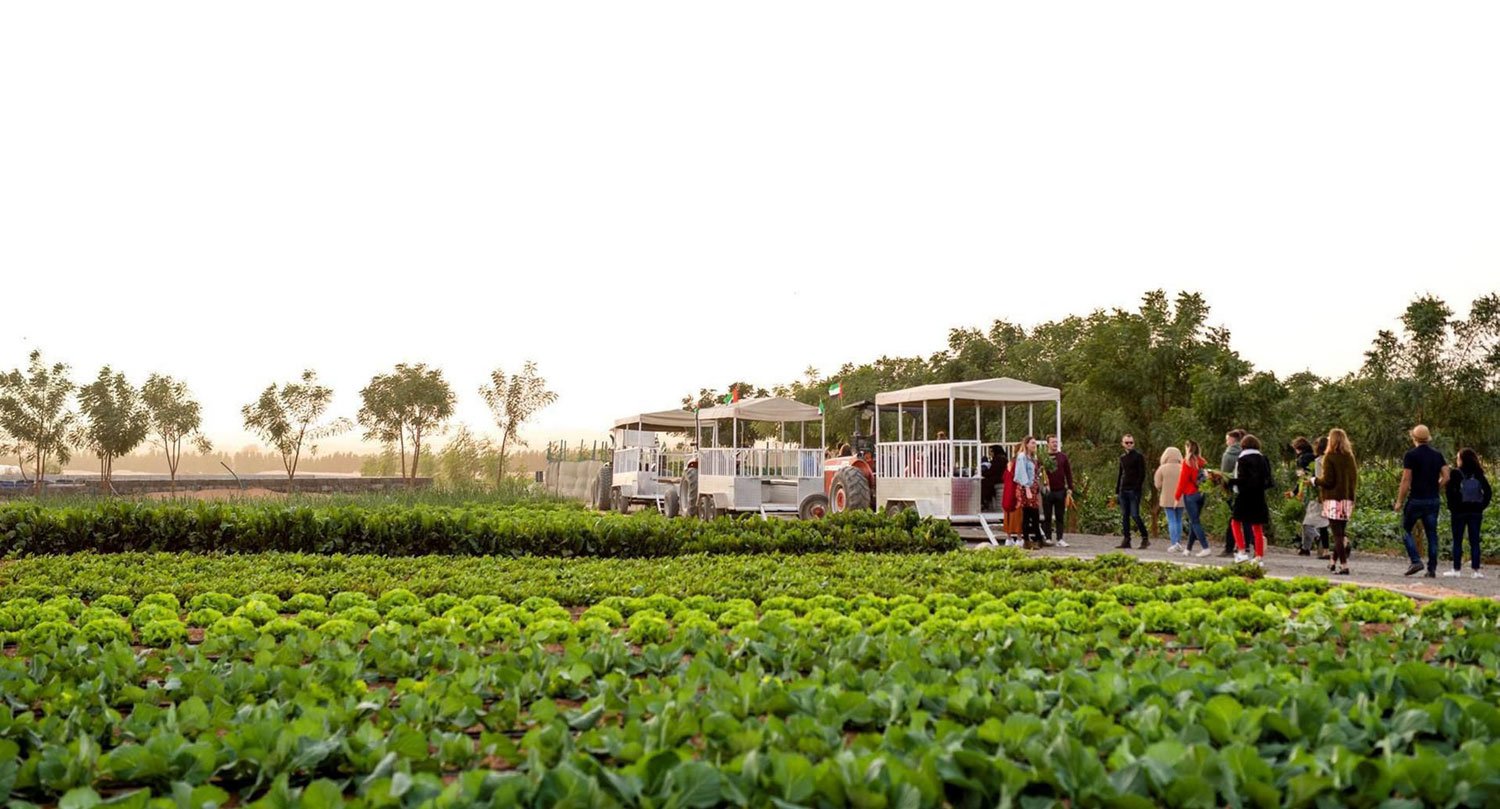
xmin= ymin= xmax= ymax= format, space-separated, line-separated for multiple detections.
xmin=1459 ymin=471 xmax=1484 ymax=504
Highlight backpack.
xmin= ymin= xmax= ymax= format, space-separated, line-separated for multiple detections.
xmin=1460 ymin=471 xmax=1484 ymax=504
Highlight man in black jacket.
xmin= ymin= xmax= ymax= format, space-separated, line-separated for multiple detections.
xmin=1115 ymin=433 xmax=1149 ymax=549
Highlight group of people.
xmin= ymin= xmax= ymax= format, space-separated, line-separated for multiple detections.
xmin=1114 ymin=425 xmax=1491 ymax=577
xmin=979 ymin=435 xmax=1074 ymax=549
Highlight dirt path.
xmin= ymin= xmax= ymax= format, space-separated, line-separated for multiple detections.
xmin=964 ymin=531 xmax=1499 ymax=600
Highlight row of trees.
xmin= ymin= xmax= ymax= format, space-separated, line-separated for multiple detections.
xmin=687 ymin=290 xmax=1500 ymax=471
xmin=0 ymin=356 xmax=556 ymax=493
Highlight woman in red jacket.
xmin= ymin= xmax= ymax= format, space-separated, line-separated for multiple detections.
xmin=1002 ymin=446 xmax=1022 ymax=547
xmin=1175 ymin=439 xmax=1211 ymax=557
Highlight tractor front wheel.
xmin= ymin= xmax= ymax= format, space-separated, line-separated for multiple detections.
xmin=681 ymin=467 xmax=700 ymax=519
xmin=663 ymin=487 xmax=681 ymax=518
xmin=798 ymin=493 xmax=829 ymax=520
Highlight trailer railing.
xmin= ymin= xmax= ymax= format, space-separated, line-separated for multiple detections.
xmin=698 ymin=448 xmax=824 ymax=478
xmin=876 ymin=440 xmax=983 ymax=480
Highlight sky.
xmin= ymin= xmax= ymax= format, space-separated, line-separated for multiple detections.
xmin=3 ymin=2 xmax=1497 ymax=454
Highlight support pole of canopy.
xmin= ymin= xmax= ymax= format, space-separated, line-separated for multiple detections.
xmin=1001 ymin=408 xmax=1007 ymax=444
xmin=897 ymin=405 xmax=903 ymax=442
xmin=1028 ymin=404 xmax=1034 ymax=437
xmin=922 ymin=402 xmax=928 ymax=440
xmin=1055 ymin=399 xmax=1062 ymax=450
xmin=974 ymin=404 xmax=980 ymax=444
xmin=948 ymin=397 xmax=956 ymax=474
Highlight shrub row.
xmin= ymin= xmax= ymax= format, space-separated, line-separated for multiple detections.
xmin=0 ymin=501 xmax=960 ymax=557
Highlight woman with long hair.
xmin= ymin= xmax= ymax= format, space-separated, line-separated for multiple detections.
xmin=1228 ymin=434 xmax=1275 ymax=566
xmin=1176 ymin=439 xmax=1211 ymax=556
xmin=1013 ymin=436 xmax=1043 ymax=548
xmin=1444 ymin=448 xmax=1492 ymax=577
xmin=1315 ymin=428 xmax=1358 ymax=575
xmin=1001 ymin=446 xmax=1022 ymax=546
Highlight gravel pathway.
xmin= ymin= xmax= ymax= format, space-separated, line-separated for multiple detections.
xmin=963 ymin=530 xmax=1499 ymax=600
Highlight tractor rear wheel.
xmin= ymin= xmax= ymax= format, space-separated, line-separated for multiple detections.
xmin=681 ymin=467 xmax=700 ymax=518
xmin=663 ymin=488 xmax=681 ymax=518
xmin=798 ymin=493 xmax=829 ymax=520
xmin=830 ymin=467 xmax=872 ymax=513
xmin=885 ymin=501 xmax=907 ymax=516
xmin=698 ymin=495 xmax=719 ymax=520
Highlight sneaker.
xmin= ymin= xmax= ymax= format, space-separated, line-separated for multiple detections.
xmin=1194 ymin=548 xmax=1212 ymax=558
xmin=1041 ymin=539 xmax=1056 ymax=547
xmin=1424 ymin=570 xmax=1437 ymax=578
xmin=1233 ymin=551 xmax=1250 ymax=564
xmin=1337 ymin=567 xmax=1351 ymax=576
xmin=1218 ymin=549 xmax=1235 ymax=558
xmin=1250 ymin=557 xmax=1264 ymax=567
xmin=1442 ymin=570 xmax=1462 ymax=578
xmin=1317 ymin=552 xmax=1332 ymax=560
xmin=1139 ymin=540 xmax=1151 ymax=550
xmin=1116 ymin=541 xmax=1133 ymax=550
xmin=1297 ymin=549 xmax=1311 ymax=557
xmin=1404 ymin=562 xmax=1425 ymax=576
xmin=1055 ymin=539 xmax=1070 ymax=548
xmin=1473 ymin=571 xmax=1486 ymax=579
xmin=1166 ymin=545 xmax=1181 ymax=554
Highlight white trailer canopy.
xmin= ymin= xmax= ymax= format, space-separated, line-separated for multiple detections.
xmin=696 ymin=397 xmax=822 ymax=423
xmin=874 ymin=377 xmax=1060 ymax=406
xmin=612 ymin=409 xmax=698 ymax=432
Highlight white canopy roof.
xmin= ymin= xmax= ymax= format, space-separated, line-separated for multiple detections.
xmin=874 ymin=377 xmax=1061 ymax=406
xmin=697 ymin=396 xmax=823 ymax=423
xmin=612 ymin=409 xmax=698 ymax=431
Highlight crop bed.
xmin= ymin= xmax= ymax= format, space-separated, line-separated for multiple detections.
xmin=2 ymin=561 xmax=1498 ymax=807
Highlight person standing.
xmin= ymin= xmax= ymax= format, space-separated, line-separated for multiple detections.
xmin=1315 ymin=428 xmax=1358 ymax=575
xmin=1176 ymin=439 xmax=1212 ymax=556
xmin=1115 ymin=433 xmax=1149 ymax=549
xmin=1001 ymin=447 xmax=1022 ymax=546
xmin=1395 ymin=424 xmax=1449 ymax=577
xmin=1040 ymin=435 xmax=1073 ymax=548
xmin=1155 ymin=446 xmax=1186 ymax=553
xmin=980 ymin=444 xmax=1006 ymax=512
xmin=1013 ymin=436 xmax=1043 ymax=549
xmin=1292 ymin=437 xmax=1329 ymax=558
xmin=1443 ymin=448 xmax=1491 ymax=578
xmin=1218 ymin=429 xmax=1245 ymax=557
xmin=1228 ymin=434 xmax=1274 ymax=566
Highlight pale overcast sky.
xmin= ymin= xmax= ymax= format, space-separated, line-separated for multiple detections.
xmin=3 ymin=2 xmax=1496 ymax=452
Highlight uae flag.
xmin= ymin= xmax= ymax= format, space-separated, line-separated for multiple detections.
xmin=828 ymin=381 xmax=842 ymax=398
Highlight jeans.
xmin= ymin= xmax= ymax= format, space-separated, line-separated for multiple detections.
xmin=1119 ymin=489 xmax=1148 ymax=541
xmin=1164 ymin=506 xmax=1184 ymax=546
xmin=1402 ymin=498 xmax=1441 ymax=571
xmin=1183 ymin=492 xmax=1208 ymax=550
xmin=1041 ymin=489 xmax=1068 ymax=540
xmin=1452 ymin=513 xmax=1483 ymax=570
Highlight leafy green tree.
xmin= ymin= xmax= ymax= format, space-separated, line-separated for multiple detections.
xmin=76 ymin=367 xmax=150 ymax=492
xmin=241 ymin=370 xmax=351 ymax=490
xmin=479 ymin=361 xmax=557 ymax=482
xmin=434 ymin=424 xmax=494 ymax=489
xmin=141 ymin=374 xmax=213 ymax=491
xmin=357 ymin=363 xmax=455 ymax=485
xmin=0 ymin=350 xmax=77 ymax=495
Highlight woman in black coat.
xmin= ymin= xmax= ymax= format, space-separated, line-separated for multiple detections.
xmin=1228 ymin=434 xmax=1275 ymax=566
xmin=1444 ymin=447 xmax=1492 ymax=577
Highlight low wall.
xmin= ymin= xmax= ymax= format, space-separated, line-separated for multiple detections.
xmin=544 ymin=461 xmax=605 ymax=503
xmin=0 ymin=476 xmax=430 ymax=498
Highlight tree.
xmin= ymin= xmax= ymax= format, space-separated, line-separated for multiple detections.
xmin=76 ymin=366 xmax=150 ymax=492
xmin=479 ymin=361 xmax=557 ymax=482
xmin=141 ymin=374 xmax=214 ymax=491
xmin=241 ymin=370 xmax=351 ymax=490
xmin=0 ymin=350 xmax=77 ymax=495
xmin=357 ymin=363 xmax=455 ymax=485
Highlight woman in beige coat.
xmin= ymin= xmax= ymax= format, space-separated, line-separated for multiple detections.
xmin=1155 ymin=446 xmax=1186 ymax=553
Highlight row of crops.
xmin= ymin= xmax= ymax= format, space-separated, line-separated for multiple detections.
xmin=2 ymin=549 xmax=1499 ymax=807
xmin=0 ymin=502 xmax=959 ymax=557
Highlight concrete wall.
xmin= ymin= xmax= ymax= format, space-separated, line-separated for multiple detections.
xmin=0 ymin=476 xmax=430 ymax=498
xmin=543 ymin=461 xmax=605 ymax=503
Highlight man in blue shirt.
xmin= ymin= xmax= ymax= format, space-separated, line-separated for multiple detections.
xmin=1395 ymin=424 xmax=1450 ymax=577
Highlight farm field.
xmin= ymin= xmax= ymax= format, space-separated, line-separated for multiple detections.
xmin=1 ymin=502 xmax=1499 ymax=807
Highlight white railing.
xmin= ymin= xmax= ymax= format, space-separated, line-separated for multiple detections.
xmin=876 ymin=440 xmax=983 ymax=480
xmin=698 ymin=448 xmax=824 ymax=478
xmin=615 ymin=448 xmax=697 ymax=477
xmin=659 ymin=451 xmax=692 ymax=478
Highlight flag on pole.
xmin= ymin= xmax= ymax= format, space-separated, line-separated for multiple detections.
xmin=828 ymin=381 xmax=842 ymax=398
xmin=731 ymin=385 xmax=741 ymax=403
